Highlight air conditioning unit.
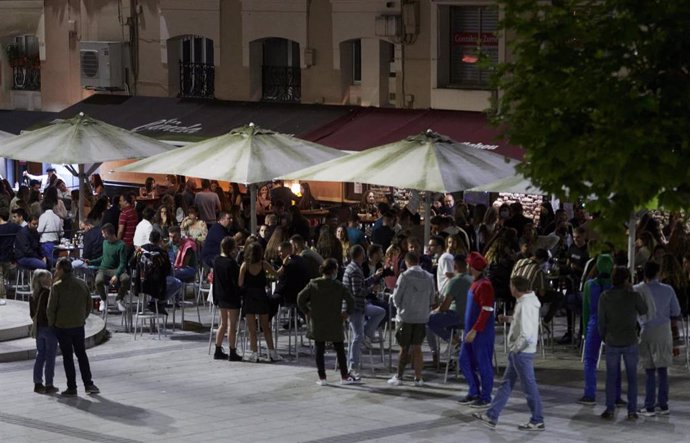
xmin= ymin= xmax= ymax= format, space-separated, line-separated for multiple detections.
xmin=80 ymin=41 xmax=125 ymax=89
xmin=375 ymin=15 xmax=401 ymax=37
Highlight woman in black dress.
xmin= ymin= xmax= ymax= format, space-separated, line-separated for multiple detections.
xmin=212 ymin=237 xmax=242 ymax=361
xmin=239 ymin=241 xmax=281 ymax=362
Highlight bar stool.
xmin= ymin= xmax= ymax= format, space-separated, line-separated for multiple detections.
xmin=14 ymin=267 xmax=33 ymax=301
xmin=274 ymin=304 xmax=307 ymax=361
xmin=133 ymin=293 xmax=167 ymax=339
xmin=443 ymin=327 xmax=463 ymax=384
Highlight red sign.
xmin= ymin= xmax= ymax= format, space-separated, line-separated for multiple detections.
xmin=453 ymin=32 xmax=498 ymax=47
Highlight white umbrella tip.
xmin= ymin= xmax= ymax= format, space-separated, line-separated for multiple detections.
xmin=79 ymin=112 xmax=84 ymax=117
xmin=249 ymin=122 xmax=255 ymax=127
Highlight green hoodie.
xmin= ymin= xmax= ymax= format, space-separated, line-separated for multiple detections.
xmin=582 ymin=254 xmax=613 ymax=334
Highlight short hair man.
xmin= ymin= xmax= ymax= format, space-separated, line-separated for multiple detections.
xmin=274 ymin=241 xmax=310 ymax=307
xmin=473 ymin=276 xmax=544 ymax=431
xmin=458 ymin=252 xmax=495 ymax=408
xmin=427 ymin=254 xmax=472 ymax=366
xmin=117 ymin=193 xmax=138 ymax=258
xmin=14 ymin=215 xmax=47 ymax=270
xmin=194 ymin=179 xmax=222 ymax=226
xmin=12 ymin=207 xmax=28 ymax=227
xmin=289 ymin=234 xmax=323 ymax=279
xmin=343 ymin=244 xmax=386 ymax=378
xmin=132 ymin=230 xmax=177 ymax=314
xmin=634 ymin=261 xmax=681 ymax=417
xmin=133 ymin=207 xmax=155 ymax=249
xmin=598 ymin=267 xmax=647 ymax=420
xmin=90 ymin=223 xmax=131 ymax=312
xmin=388 ymin=251 xmax=435 ymax=386
xmin=201 ymin=211 xmax=232 ymax=268
xmin=47 ymin=257 xmax=99 ymax=396
xmin=168 ymin=225 xmax=198 ymax=282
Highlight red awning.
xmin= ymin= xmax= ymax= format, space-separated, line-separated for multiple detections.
xmin=301 ymin=107 xmax=523 ymax=160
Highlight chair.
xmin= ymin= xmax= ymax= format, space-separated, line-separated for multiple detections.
xmin=14 ymin=267 xmax=33 ymax=301
xmin=171 ymin=277 xmax=201 ymax=331
xmin=133 ymin=292 xmax=167 ymax=339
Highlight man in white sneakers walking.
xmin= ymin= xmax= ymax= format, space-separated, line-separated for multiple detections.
xmin=473 ymin=276 xmax=545 ymax=431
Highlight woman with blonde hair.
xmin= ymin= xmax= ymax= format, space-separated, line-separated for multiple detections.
xmin=30 ymin=269 xmax=58 ymax=394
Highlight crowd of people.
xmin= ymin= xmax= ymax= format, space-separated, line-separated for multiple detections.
xmin=5 ymin=173 xmax=686 ymax=430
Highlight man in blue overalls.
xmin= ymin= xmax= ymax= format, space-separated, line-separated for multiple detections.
xmin=458 ymin=252 xmax=495 ymax=408
xmin=579 ymin=254 xmax=624 ymax=406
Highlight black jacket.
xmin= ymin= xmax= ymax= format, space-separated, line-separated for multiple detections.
xmin=274 ymin=254 xmax=310 ymax=305
xmin=14 ymin=226 xmax=42 ymax=260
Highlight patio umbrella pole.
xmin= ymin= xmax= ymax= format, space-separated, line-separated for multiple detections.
xmin=627 ymin=212 xmax=636 ymax=276
xmin=423 ymin=191 xmax=431 ymax=249
xmin=250 ymin=183 xmax=257 ymax=235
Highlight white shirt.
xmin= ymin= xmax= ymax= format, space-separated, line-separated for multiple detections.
xmin=507 ymin=291 xmax=541 ymax=354
xmin=436 ymin=252 xmax=454 ymax=293
xmin=133 ymin=219 xmax=153 ymax=248
xmin=26 ymin=172 xmax=64 ymax=191
xmin=38 ymin=209 xmax=63 ymax=243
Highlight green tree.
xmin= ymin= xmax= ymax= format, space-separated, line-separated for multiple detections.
xmin=491 ymin=0 xmax=690 ymax=238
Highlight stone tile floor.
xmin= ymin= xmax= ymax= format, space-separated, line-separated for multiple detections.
xmin=1 ymin=317 xmax=689 ymax=443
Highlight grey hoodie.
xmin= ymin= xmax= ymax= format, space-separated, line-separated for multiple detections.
xmin=392 ymin=265 xmax=435 ymax=324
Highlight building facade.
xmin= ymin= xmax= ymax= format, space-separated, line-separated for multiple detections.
xmin=0 ymin=0 xmax=504 ymax=113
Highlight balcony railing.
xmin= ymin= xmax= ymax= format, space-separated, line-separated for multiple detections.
xmin=262 ymin=66 xmax=301 ymax=103
xmin=179 ymin=61 xmax=215 ymax=99
xmin=12 ymin=65 xmax=41 ymax=91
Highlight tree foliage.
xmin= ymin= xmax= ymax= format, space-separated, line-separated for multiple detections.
xmin=491 ymin=0 xmax=690 ymax=238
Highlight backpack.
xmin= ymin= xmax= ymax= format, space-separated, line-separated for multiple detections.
xmin=133 ymin=248 xmax=169 ymax=299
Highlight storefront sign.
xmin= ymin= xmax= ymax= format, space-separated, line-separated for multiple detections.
xmin=131 ymin=118 xmax=203 ymax=134
xmin=452 ymin=32 xmax=498 ymax=47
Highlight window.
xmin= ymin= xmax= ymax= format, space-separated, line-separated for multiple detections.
xmin=261 ymin=38 xmax=301 ymax=103
xmin=442 ymin=5 xmax=498 ymax=89
xmin=352 ymin=39 xmax=362 ymax=84
xmin=6 ymin=35 xmax=40 ymax=91
xmin=179 ymin=36 xmax=214 ymax=98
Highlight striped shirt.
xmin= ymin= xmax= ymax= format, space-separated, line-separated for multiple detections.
xmin=118 ymin=207 xmax=138 ymax=246
xmin=511 ymin=257 xmax=547 ymax=295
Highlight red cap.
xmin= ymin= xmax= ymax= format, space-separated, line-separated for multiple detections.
xmin=466 ymin=251 xmax=488 ymax=271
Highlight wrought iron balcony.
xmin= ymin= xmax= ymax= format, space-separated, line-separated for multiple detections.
xmin=179 ymin=62 xmax=215 ymax=99
xmin=12 ymin=65 xmax=41 ymax=91
xmin=262 ymin=66 xmax=301 ymax=103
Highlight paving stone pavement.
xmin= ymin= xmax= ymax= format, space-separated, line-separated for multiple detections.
xmin=1 ymin=320 xmax=689 ymax=443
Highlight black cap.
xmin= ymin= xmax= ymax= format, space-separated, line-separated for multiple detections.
xmin=46 ymin=167 xmax=56 ymax=172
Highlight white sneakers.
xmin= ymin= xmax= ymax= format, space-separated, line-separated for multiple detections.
xmin=98 ymin=301 xmax=105 ymax=312
xmin=387 ymin=375 xmax=402 ymax=386
xmin=315 ymin=379 xmax=328 ymax=386
xmin=246 ymin=352 xmax=259 ymax=363
xmin=269 ymin=349 xmax=283 ymax=362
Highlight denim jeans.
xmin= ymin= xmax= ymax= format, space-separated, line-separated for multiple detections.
xmin=17 ymin=257 xmax=47 ymax=270
xmin=427 ymin=311 xmax=462 ymax=353
xmin=644 ymin=367 xmax=668 ymax=411
xmin=33 ymin=326 xmax=58 ymax=385
xmin=583 ymin=320 xmax=621 ymax=400
xmin=459 ymin=331 xmax=495 ymax=403
xmin=55 ymin=326 xmax=93 ymax=390
xmin=174 ymin=266 xmax=197 ymax=283
xmin=605 ymin=344 xmax=638 ymax=413
xmin=165 ymin=276 xmax=183 ymax=301
xmin=487 ymin=352 xmax=544 ymax=424
xmin=348 ymin=303 xmax=386 ymax=371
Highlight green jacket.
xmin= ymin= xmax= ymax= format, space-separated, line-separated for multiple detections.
xmin=298 ymin=277 xmax=354 ymax=343
xmin=47 ymin=274 xmax=91 ymax=328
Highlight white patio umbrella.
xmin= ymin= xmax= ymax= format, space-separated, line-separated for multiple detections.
xmin=0 ymin=112 xmax=174 ymax=221
xmin=118 ymin=123 xmax=348 ymax=233
xmin=466 ymin=171 xmax=544 ymax=195
xmin=280 ymin=130 xmax=520 ymax=245
xmin=0 ymin=130 xmax=14 ymax=140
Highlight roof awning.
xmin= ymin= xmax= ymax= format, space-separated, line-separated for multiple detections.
xmin=56 ymin=95 xmax=359 ymax=142
xmin=301 ymin=107 xmax=522 ymax=160
xmin=0 ymin=110 xmax=58 ymax=134
xmin=55 ymin=94 xmax=522 ymax=159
